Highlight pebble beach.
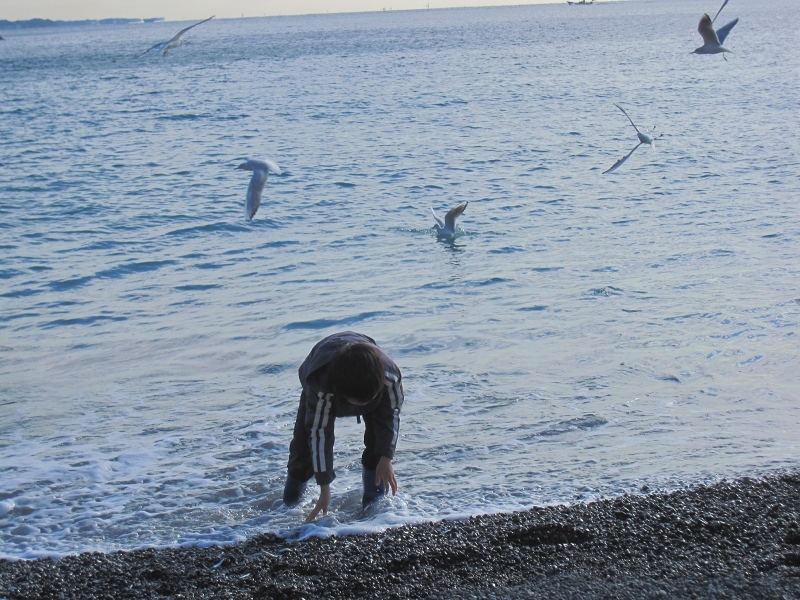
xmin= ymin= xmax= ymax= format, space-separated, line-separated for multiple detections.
xmin=2 ymin=471 xmax=799 ymax=599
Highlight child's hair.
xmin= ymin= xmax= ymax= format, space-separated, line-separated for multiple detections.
xmin=329 ymin=342 xmax=385 ymax=405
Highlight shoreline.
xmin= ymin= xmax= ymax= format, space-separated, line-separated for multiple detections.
xmin=2 ymin=471 xmax=799 ymax=599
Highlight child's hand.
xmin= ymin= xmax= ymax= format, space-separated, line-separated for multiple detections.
xmin=376 ymin=456 xmax=398 ymax=496
xmin=305 ymin=484 xmax=331 ymax=523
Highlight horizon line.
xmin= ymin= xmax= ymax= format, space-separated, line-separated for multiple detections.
xmin=1 ymin=0 xmax=629 ymax=25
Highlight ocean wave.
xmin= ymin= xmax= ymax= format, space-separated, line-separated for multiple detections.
xmin=284 ymin=311 xmax=391 ymax=330
xmin=94 ymin=260 xmax=177 ymax=279
xmin=40 ymin=315 xmax=128 ymax=328
xmin=166 ymin=223 xmax=250 ymax=236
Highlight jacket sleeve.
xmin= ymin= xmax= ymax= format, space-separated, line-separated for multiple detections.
xmin=303 ymin=387 xmax=337 ymax=486
xmin=371 ymin=371 xmax=404 ymax=460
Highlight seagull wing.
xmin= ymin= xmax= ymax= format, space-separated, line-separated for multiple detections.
xmin=715 ymin=18 xmax=738 ymax=44
xmin=430 ymin=207 xmax=445 ymax=229
xmin=698 ymin=14 xmax=720 ymax=46
xmin=614 ymin=103 xmax=640 ymax=135
xmin=138 ymin=41 xmax=166 ymax=57
xmin=711 ymin=0 xmax=729 ymax=23
xmin=261 ymin=159 xmax=282 ymax=175
xmin=170 ymin=15 xmax=215 ymax=44
xmin=444 ymin=202 xmax=468 ymax=232
xmin=603 ymin=143 xmax=642 ymax=175
xmin=245 ymin=167 xmax=268 ymax=221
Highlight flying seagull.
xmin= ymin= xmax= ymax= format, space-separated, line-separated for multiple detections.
xmin=139 ymin=16 xmax=214 ymax=57
xmin=603 ymin=103 xmax=662 ymax=175
xmin=236 ymin=158 xmax=281 ymax=221
xmin=693 ymin=0 xmax=738 ymax=60
xmin=431 ymin=202 xmax=469 ymax=238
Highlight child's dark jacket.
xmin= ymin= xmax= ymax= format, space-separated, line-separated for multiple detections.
xmin=298 ymin=331 xmax=404 ymax=485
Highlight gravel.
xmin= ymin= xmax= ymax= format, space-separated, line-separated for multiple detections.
xmin=2 ymin=471 xmax=799 ymax=599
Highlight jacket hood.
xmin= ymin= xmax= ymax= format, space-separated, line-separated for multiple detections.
xmin=298 ymin=331 xmax=380 ymax=384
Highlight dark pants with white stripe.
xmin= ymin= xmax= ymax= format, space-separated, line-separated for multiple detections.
xmin=287 ymin=391 xmax=382 ymax=483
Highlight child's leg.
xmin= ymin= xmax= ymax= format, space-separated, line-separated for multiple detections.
xmin=361 ymin=413 xmax=381 ymax=471
xmin=361 ymin=414 xmax=385 ymax=506
xmin=285 ymin=391 xmax=313 ymax=504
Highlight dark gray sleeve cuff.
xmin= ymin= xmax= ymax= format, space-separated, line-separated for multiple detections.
xmin=314 ymin=470 xmax=335 ymax=486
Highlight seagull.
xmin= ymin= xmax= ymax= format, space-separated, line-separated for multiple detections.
xmin=603 ymin=103 xmax=662 ymax=175
xmin=431 ymin=202 xmax=468 ymax=238
xmin=693 ymin=0 xmax=738 ymax=60
xmin=236 ymin=158 xmax=281 ymax=221
xmin=139 ymin=16 xmax=214 ymax=57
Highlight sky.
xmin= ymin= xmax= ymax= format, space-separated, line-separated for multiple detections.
xmin=2 ymin=0 xmax=577 ymax=22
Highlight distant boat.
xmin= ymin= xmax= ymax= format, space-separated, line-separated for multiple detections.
xmin=567 ymin=0 xmax=594 ymax=4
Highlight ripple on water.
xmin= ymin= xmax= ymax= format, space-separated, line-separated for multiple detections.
xmin=284 ymin=311 xmax=392 ymax=330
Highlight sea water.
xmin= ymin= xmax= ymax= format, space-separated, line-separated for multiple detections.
xmin=1 ymin=0 xmax=798 ymax=560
